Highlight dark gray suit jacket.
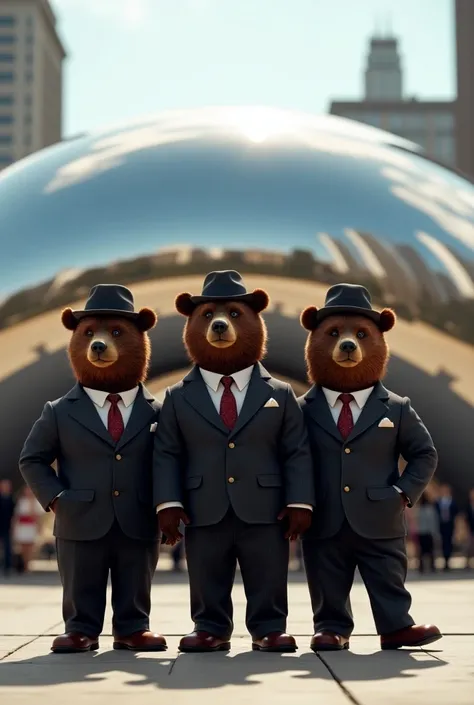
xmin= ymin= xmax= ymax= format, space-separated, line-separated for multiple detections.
xmin=299 ymin=382 xmax=438 ymax=540
xmin=153 ymin=363 xmax=316 ymax=527
xmin=19 ymin=383 xmax=161 ymax=542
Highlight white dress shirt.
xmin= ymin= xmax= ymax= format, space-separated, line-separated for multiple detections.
xmin=321 ymin=386 xmax=405 ymax=500
xmin=51 ymin=386 xmax=140 ymax=508
xmin=157 ymin=366 xmax=312 ymax=513
xmin=83 ymin=386 xmax=139 ymax=427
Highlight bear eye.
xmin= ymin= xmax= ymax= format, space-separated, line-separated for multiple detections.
xmin=329 ymin=328 xmax=339 ymax=337
xmin=85 ymin=329 xmax=94 ymax=337
xmin=204 ymin=311 xmax=213 ymax=319
xmin=357 ymin=330 xmax=366 ymax=338
xmin=111 ymin=329 xmax=121 ymax=337
xmin=230 ymin=310 xmax=239 ymax=318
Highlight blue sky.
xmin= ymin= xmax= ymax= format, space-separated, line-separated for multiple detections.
xmin=51 ymin=0 xmax=455 ymax=138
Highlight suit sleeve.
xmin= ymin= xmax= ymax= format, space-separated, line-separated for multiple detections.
xmin=18 ymin=402 xmax=65 ymax=511
xmin=396 ymin=397 xmax=438 ymax=507
xmin=280 ymin=385 xmax=316 ymax=507
xmin=153 ymin=389 xmax=184 ymax=508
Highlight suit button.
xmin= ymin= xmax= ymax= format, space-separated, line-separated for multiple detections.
xmin=344 ymin=448 xmax=351 ymax=454
xmin=228 ymin=442 xmax=235 ymax=449
xmin=115 ymin=454 xmax=122 ymax=460
xmin=113 ymin=490 xmax=120 ymax=496
xmin=343 ymin=486 xmax=350 ymax=493
xmin=228 ymin=477 xmax=235 ymax=483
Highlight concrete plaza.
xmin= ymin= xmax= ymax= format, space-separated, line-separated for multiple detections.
xmin=0 ymin=557 xmax=473 ymax=705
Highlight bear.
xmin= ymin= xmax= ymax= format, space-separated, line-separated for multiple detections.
xmin=298 ymin=282 xmax=441 ymax=652
xmin=19 ymin=283 xmax=166 ymax=654
xmin=152 ymin=269 xmax=316 ymax=653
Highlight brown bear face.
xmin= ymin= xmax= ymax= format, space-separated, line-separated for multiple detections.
xmin=61 ymin=307 xmax=157 ymax=393
xmin=301 ymin=308 xmax=396 ymax=393
xmin=175 ymin=291 xmax=269 ymax=376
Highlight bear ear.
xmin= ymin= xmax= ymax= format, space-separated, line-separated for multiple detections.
xmin=379 ymin=308 xmax=396 ymax=332
xmin=175 ymin=292 xmax=195 ymax=317
xmin=300 ymin=306 xmax=319 ymax=331
xmin=136 ymin=307 xmax=157 ymax=332
xmin=248 ymin=288 xmax=270 ymax=313
xmin=61 ymin=308 xmax=78 ymax=331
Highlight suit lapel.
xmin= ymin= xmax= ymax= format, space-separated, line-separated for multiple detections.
xmin=346 ymin=382 xmax=390 ymax=442
xmin=116 ymin=384 xmax=156 ymax=450
xmin=182 ymin=366 xmax=229 ymax=435
xmin=304 ymin=386 xmax=342 ymax=442
xmin=67 ymin=384 xmax=115 ymax=447
xmin=229 ymin=363 xmax=274 ymax=439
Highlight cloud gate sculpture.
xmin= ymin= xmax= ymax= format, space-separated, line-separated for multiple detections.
xmin=0 ymin=106 xmax=473 ymax=494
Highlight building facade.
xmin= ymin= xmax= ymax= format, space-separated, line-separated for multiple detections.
xmin=0 ymin=0 xmax=65 ymax=170
xmin=330 ymin=35 xmax=456 ymax=166
xmin=455 ymin=0 xmax=474 ymax=179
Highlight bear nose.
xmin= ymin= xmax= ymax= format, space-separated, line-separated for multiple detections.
xmin=91 ymin=340 xmax=107 ymax=354
xmin=339 ymin=339 xmax=357 ymax=353
xmin=212 ymin=319 xmax=228 ymax=334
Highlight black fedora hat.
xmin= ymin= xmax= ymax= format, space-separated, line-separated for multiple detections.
xmin=175 ymin=270 xmax=269 ymax=315
xmin=71 ymin=284 xmax=139 ymax=321
xmin=301 ymin=283 xmax=396 ymax=332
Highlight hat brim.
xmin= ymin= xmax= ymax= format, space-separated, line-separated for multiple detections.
xmin=71 ymin=308 xmax=139 ymax=321
xmin=316 ymin=305 xmax=381 ymax=325
xmin=189 ymin=293 xmax=261 ymax=306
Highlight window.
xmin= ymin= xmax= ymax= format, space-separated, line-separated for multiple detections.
xmin=0 ymin=35 xmax=15 ymax=44
xmin=24 ymin=113 xmax=31 ymax=125
xmin=25 ymin=71 xmax=32 ymax=82
xmin=434 ymin=135 xmax=455 ymax=163
xmin=404 ymin=114 xmax=426 ymax=130
xmin=0 ymin=72 xmax=13 ymax=82
xmin=0 ymin=95 xmax=13 ymax=105
xmin=0 ymin=115 xmax=13 ymax=124
xmin=0 ymin=53 xmax=14 ymax=63
xmin=0 ymin=17 xmax=15 ymax=27
xmin=388 ymin=114 xmax=405 ymax=131
xmin=0 ymin=135 xmax=12 ymax=144
xmin=433 ymin=113 xmax=454 ymax=131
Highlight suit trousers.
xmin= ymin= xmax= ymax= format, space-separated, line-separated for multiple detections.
xmin=302 ymin=520 xmax=415 ymax=636
xmin=184 ymin=508 xmax=289 ymax=640
xmin=56 ymin=520 xmax=159 ymax=637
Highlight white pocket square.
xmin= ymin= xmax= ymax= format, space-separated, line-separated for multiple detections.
xmin=150 ymin=422 xmax=158 ymax=432
xmin=264 ymin=398 xmax=279 ymax=408
xmin=378 ymin=417 xmax=394 ymax=428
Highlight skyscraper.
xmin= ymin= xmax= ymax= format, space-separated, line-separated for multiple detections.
xmin=455 ymin=0 xmax=474 ymax=179
xmin=329 ymin=34 xmax=456 ymax=166
xmin=0 ymin=0 xmax=65 ymax=170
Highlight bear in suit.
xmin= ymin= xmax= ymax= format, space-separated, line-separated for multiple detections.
xmin=153 ymin=270 xmax=316 ymax=653
xmin=299 ymin=283 xmax=442 ymax=651
xmin=19 ymin=284 xmax=166 ymax=653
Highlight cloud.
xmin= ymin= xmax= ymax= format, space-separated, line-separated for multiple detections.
xmin=53 ymin=0 xmax=151 ymax=28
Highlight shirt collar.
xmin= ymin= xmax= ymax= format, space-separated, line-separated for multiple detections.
xmin=322 ymin=386 xmax=374 ymax=409
xmin=83 ymin=386 xmax=139 ymax=408
xmin=199 ymin=365 xmax=254 ymax=392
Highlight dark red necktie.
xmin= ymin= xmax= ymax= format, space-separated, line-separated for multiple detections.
xmin=220 ymin=376 xmax=238 ymax=430
xmin=107 ymin=393 xmax=124 ymax=443
xmin=337 ymin=393 xmax=354 ymax=439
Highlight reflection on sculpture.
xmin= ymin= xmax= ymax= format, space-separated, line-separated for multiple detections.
xmin=0 ymin=106 xmax=472 ymax=492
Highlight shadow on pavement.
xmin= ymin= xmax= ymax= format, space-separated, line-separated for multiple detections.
xmin=0 ymin=646 xmax=447 ymax=690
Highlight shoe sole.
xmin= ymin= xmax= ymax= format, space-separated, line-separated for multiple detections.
xmin=252 ymin=644 xmax=297 ymax=652
xmin=178 ymin=643 xmax=231 ymax=653
xmin=51 ymin=642 xmax=99 ymax=653
xmin=113 ymin=643 xmax=167 ymax=651
xmin=310 ymin=642 xmax=349 ymax=652
xmin=381 ymin=634 xmax=442 ymax=650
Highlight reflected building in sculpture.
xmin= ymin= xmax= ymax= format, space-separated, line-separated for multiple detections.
xmin=0 ymin=106 xmax=473 ymax=494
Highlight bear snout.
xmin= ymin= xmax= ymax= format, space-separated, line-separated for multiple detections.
xmin=90 ymin=340 xmax=107 ymax=354
xmin=339 ymin=339 xmax=357 ymax=353
xmin=211 ymin=319 xmax=229 ymax=335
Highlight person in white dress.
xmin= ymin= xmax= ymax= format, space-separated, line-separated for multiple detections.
xmin=13 ymin=485 xmax=43 ymax=572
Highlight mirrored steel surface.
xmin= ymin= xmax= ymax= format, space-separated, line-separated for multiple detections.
xmin=0 ymin=107 xmax=472 ymax=492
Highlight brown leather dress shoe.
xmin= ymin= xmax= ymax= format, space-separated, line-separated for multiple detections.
xmin=51 ymin=632 xmax=99 ymax=653
xmin=381 ymin=624 xmax=442 ymax=650
xmin=310 ymin=631 xmax=350 ymax=652
xmin=178 ymin=630 xmax=231 ymax=652
xmin=113 ymin=630 xmax=167 ymax=651
xmin=252 ymin=632 xmax=297 ymax=652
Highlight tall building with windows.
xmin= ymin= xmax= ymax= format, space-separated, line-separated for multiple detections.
xmin=0 ymin=0 xmax=65 ymax=170
xmin=455 ymin=0 xmax=474 ymax=179
xmin=329 ymin=34 xmax=456 ymax=166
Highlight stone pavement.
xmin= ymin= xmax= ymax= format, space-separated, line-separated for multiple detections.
xmin=0 ymin=561 xmax=473 ymax=705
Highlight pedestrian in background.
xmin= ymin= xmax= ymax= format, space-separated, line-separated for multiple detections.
xmin=12 ymin=485 xmax=43 ymax=573
xmin=465 ymin=488 xmax=474 ymax=570
xmin=0 ymin=479 xmax=15 ymax=576
xmin=435 ymin=484 xmax=458 ymax=571
xmin=416 ymin=493 xmax=438 ymax=573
